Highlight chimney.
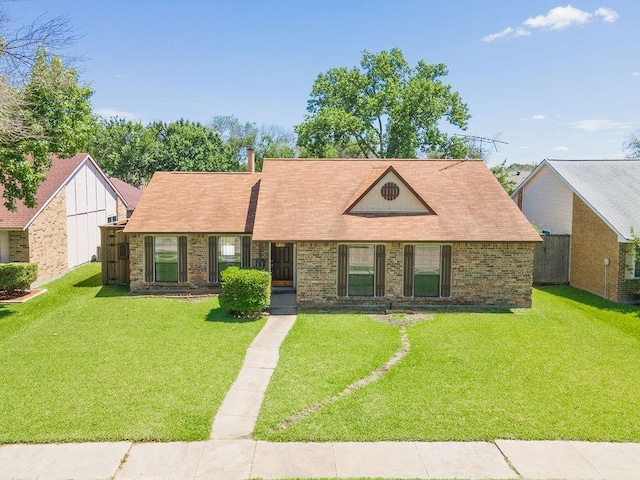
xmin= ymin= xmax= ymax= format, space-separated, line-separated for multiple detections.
xmin=246 ymin=147 xmax=255 ymax=173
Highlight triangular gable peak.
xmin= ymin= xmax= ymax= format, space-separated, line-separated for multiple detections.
xmin=344 ymin=165 xmax=435 ymax=216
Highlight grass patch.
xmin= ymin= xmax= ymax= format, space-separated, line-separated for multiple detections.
xmin=0 ymin=264 xmax=264 ymax=443
xmin=256 ymin=287 xmax=640 ymax=442
xmin=253 ymin=313 xmax=400 ymax=439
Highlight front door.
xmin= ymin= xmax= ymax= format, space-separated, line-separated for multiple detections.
xmin=271 ymin=243 xmax=294 ymax=287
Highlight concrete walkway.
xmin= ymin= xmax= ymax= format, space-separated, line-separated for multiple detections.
xmin=3 ymin=297 xmax=640 ymax=479
xmin=2 ymin=439 xmax=640 ymax=479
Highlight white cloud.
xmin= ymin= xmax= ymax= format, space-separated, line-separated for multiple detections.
xmin=524 ymin=5 xmax=591 ymax=30
xmin=554 ymin=146 xmax=570 ymax=151
xmin=520 ymin=146 xmax=531 ymax=149
xmin=570 ymin=119 xmax=632 ymax=132
xmin=595 ymin=7 xmax=618 ymax=23
xmin=632 ymin=72 xmax=640 ymax=76
xmin=482 ymin=27 xmax=514 ymax=42
xmin=532 ymin=114 xmax=546 ymax=120
xmin=96 ymin=108 xmax=142 ymax=121
xmin=483 ymin=5 xmax=618 ymax=41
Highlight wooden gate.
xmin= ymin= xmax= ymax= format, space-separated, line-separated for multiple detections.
xmin=533 ymin=234 xmax=570 ymax=284
xmin=100 ymin=224 xmax=130 ymax=285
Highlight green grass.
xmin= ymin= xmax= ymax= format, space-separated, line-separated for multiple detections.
xmin=0 ymin=264 xmax=264 ymax=443
xmin=255 ymin=287 xmax=640 ymax=442
xmin=253 ymin=313 xmax=400 ymax=439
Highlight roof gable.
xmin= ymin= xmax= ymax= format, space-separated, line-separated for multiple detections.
xmin=0 ymin=153 xmax=90 ymax=229
xmin=517 ymin=159 xmax=640 ymax=241
xmin=344 ymin=165 xmax=435 ymax=216
xmin=253 ymin=158 xmax=540 ymax=243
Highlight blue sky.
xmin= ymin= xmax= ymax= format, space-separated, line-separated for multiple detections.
xmin=7 ymin=1 xmax=640 ymax=166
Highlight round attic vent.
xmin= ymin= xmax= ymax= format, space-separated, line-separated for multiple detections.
xmin=381 ymin=182 xmax=400 ymax=201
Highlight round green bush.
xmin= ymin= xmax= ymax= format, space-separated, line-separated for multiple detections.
xmin=219 ymin=266 xmax=271 ymax=316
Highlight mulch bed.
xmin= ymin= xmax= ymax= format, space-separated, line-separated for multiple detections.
xmin=0 ymin=289 xmax=47 ymax=303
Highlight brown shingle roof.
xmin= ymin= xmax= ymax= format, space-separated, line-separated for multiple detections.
xmin=123 ymin=172 xmax=261 ymax=233
xmin=0 ymin=153 xmax=88 ymax=229
xmin=109 ymin=177 xmax=143 ymax=210
xmin=252 ymin=158 xmax=541 ymax=242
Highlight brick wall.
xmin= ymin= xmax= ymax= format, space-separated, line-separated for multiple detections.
xmin=571 ymin=195 xmax=621 ymax=300
xmin=27 ymin=190 xmax=68 ymax=284
xmin=296 ymin=241 xmax=535 ymax=308
xmin=116 ymin=197 xmax=128 ymax=221
xmin=8 ymin=230 xmax=29 ymax=262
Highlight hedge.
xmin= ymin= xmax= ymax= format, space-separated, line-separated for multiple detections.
xmin=219 ymin=267 xmax=271 ymax=317
xmin=0 ymin=263 xmax=38 ymax=293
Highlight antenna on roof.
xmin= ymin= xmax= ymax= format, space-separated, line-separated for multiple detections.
xmin=454 ymin=133 xmax=508 ymax=155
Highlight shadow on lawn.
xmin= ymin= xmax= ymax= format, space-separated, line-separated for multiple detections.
xmin=537 ymin=285 xmax=640 ymax=317
xmin=206 ymin=307 xmax=263 ymax=324
xmin=72 ymin=272 xmax=129 ymax=298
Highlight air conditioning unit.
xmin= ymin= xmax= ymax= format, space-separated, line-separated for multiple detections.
xmin=95 ymin=246 xmax=102 ymax=262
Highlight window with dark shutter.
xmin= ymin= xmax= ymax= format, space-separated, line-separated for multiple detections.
xmin=208 ymin=236 xmax=218 ymax=283
xmin=337 ymin=244 xmax=348 ymax=297
xmin=242 ymin=236 xmax=251 ymax=268
xmin=144 ymin=236 xmax=154 ymax=283
xmin=178 ymin=236 xmax=187 ymax=283
xmin=375 ymin=244 xmax=385 ymax=297
xmin=441 ymin=245 xmax=452 ymax=297
xmin=403 ymin=244 xmax=414 ymax=297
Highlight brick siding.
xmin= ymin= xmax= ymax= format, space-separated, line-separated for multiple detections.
xmin=116 ymin=197 xmax=128 ymax=221
xmin=27 ymin=190 xmax=68 ymax=284
xmin=296 ymin=241 xmax=535 ymax=308
xmin=571 ymin=195 xmax=628 ymax=301
xmin=129 ymin=234 xmax=535 ymax=307
xmin=8 ymin=230 xmax=29 ymax=262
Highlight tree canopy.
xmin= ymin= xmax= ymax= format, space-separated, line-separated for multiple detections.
xmin=211 ymin=115 xmax=296 ymax=171
xmin=295 ymin=48 xmax=470 ymax=159
xmin=0 ymin=48 xmax=95 ymax=209
xmin=92 ymin=118 xmax=238 ymax=186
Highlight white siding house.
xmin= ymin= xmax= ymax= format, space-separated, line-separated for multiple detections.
xmin=520 ymin=163 xmax=573 ymax=234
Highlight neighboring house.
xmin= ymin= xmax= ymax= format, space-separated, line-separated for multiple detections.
xmin=124 ymin=158 xmax=540 ymax=308
xmin=109 ymin=177 xmax=143 ymax=218
xmin=0 ymin=153 xmax=129 ymax=286
xmin=512 ymin=159 xmax=640 ymax=303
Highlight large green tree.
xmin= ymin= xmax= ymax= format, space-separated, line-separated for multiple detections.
xmin=211 ymin=115 xmax=296 ymax=171
xmin=0 ymin=48 xmax=95 ymax=209
xmin=92 ymin=119 xmax=238 ymax=186
xmin=296 ymin=48 xmax=470 ymax=159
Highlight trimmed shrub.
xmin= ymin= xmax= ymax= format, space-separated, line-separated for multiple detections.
xmin=0 ymin=263 xmax=38 ymax=294
xmin=220 ymin=266 xmax=271 ymax=317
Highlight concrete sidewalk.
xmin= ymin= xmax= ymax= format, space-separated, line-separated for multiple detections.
xmin=2 ymin=439 xmax=640 ymax=479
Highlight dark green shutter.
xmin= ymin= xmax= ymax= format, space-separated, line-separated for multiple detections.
xmin=375 ymin=244 xmax=385 ymax=297
xmin=178 ymin=236 xmax=188 ymax=283
xmin=337 ymin=244 xmax=348 ymax=297
xmin=403 ymin=244 xmax=414 ymax=297
xmin=208 ymin=236 xmax=218 ymax=283
xmin=441 ymin=244 xmax=452 ymax=298
xmin=144 ymin=236 xmax=154 ymax=282
xmin=242 ymin=236 xmax=251 ymax=268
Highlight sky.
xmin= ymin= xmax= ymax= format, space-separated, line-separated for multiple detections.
xmin=5 ymin=0 xmax=640 ymax=167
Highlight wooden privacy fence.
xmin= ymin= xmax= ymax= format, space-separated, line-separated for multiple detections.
xmin=99 ymin=223 xmax=130 ymax=286
xmin=533 ymin=234 xmax=570 ymax=284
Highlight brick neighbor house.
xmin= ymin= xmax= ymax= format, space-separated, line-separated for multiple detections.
xmin=124 ymin=157 xmax=540 ymax=308
xmin=0 ymin=153 xmax=132 ymax=286
xmin=512 ymin=159 xmax=640 ymax=303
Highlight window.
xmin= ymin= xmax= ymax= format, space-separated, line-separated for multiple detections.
xmin=107 ymin=215 xmax=117 ymax=224
xmin=414 ymin=245 xmax=440 ymax=297
xmin=403 ymin=244 xmax=451 ymax=298
xmin=218 ymin=236 xmax=242 ymax=281
xmin=154 ymin=236 xmax=178 ymax=282
xmin=348 ymin=245 xmax=375 ymax=296
xmin=144 ymin=236 xmax=187 ymax=283
xmin=626 ymin=243 xmax=640 ymax=279
xmin=337 ymin=244 xmax=385 ymax=297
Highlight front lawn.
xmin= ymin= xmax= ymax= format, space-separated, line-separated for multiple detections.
xmin=0 ymin=264 xmax=264 ymax=443
xmin=255 ymin=287 xmax=640 ymax=442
